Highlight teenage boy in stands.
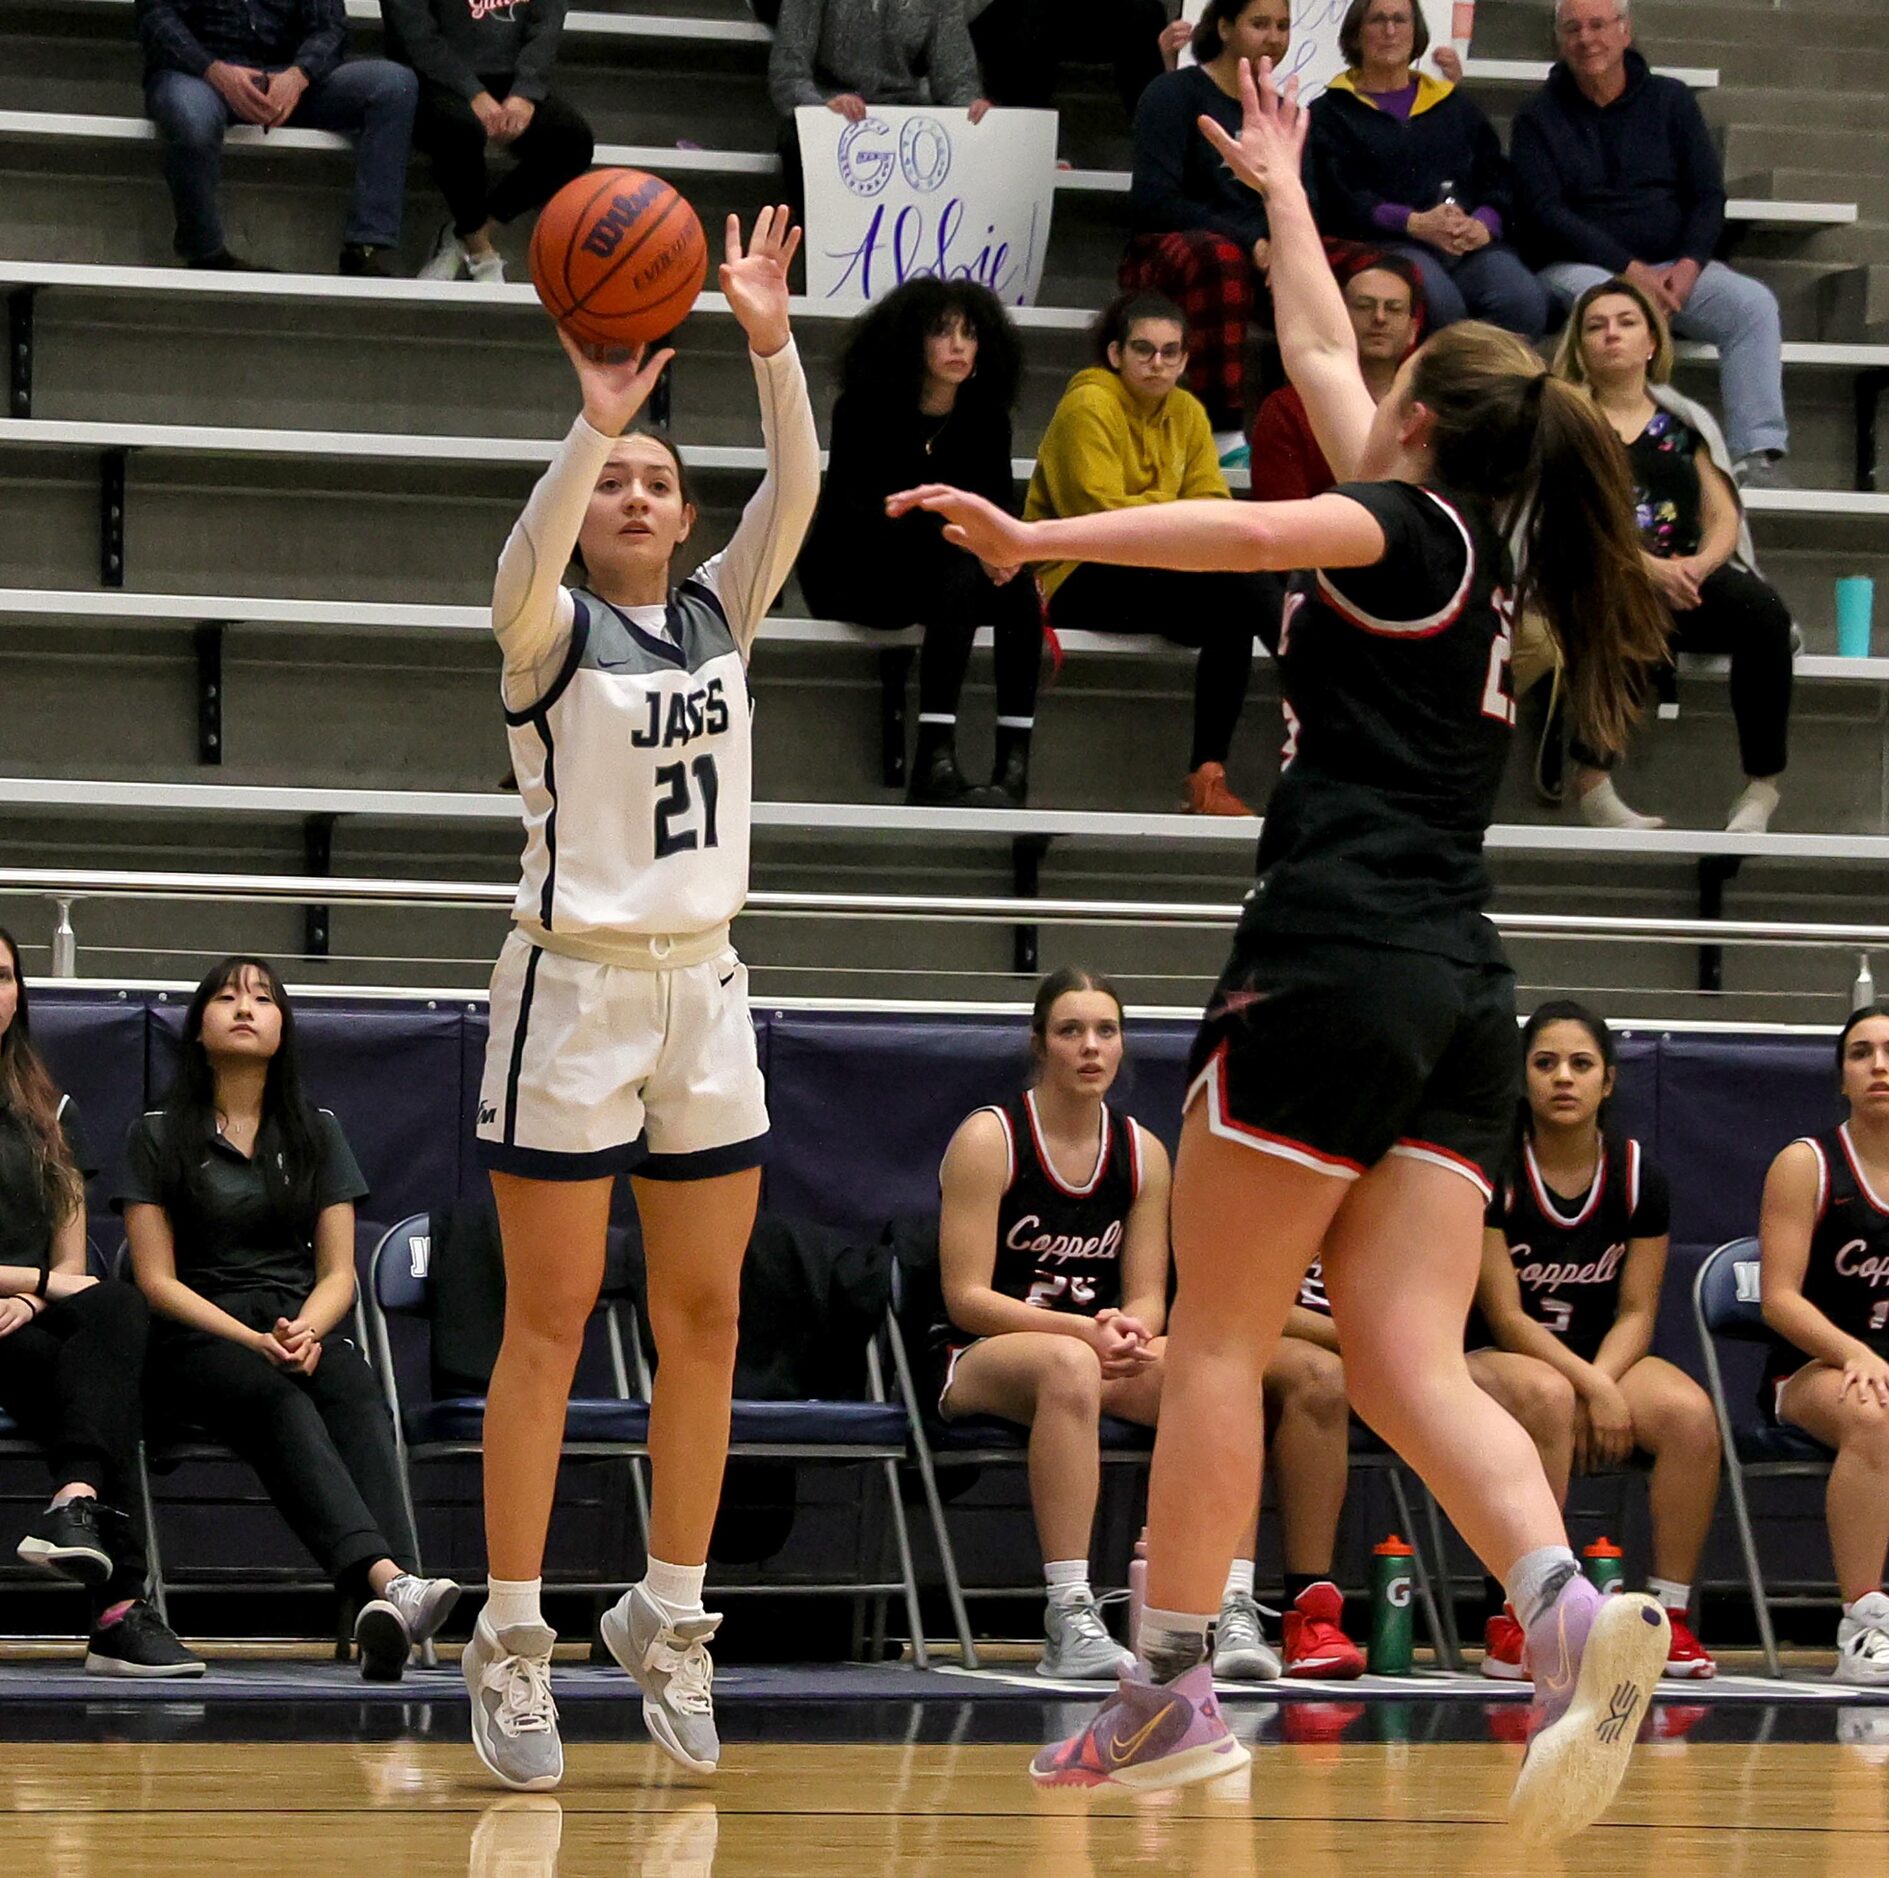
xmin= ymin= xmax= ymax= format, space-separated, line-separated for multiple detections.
xmin=136 ymin=0 xmax=418 ymax=275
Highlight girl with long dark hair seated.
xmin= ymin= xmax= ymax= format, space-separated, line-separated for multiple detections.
xmin=120 ymin=958 xmax=460 ymax=1681
xmin=797 ymin=278 xmax=1042 ymax=806
xmin=0 ymin=928 xmax=200 ymax=1676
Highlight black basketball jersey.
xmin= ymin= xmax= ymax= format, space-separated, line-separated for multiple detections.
xmin=937 ymin=1091 xmax=1143 ymax=1345
xmin=1250 ymin=480 xmax=1516 ymax=966
xmin=1771 ymin=1126 xmax=1889 ymax=1376
xmin=1298 ymin=1256 xmax=1331 ymax=1318
xmin=1485 ymin=1137 xmax=1670 ymax=1362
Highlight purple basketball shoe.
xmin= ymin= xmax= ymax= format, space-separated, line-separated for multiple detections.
xmin=1030 ymin=1663 xmax=1251 ymax=1791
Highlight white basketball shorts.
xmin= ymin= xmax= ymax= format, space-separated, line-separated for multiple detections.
xmin=475 ymin=929 xmax=768 ymax=1181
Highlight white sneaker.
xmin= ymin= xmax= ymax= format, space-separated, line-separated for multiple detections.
xmin=418 ymin=221 xmax=463 ymax=282
xmin=1578 ymin=777 xmax=1665 ymax=830
xmin=464 ymin=1616 xmax=564 ymax=1791
xmin=1835 ymin=1592 xmax=1889 ymax=1685
xmin=1726 ymin=779 xmax=1780 ymax=834
xmin=466 ymin=247 xmax=507 ymax=284
xmin=600 ymin=1583 xmax=723 ymax=1773
xmin=1037 ymin=1590 xmax=1136 ymax=1680
xmin=1212 ymin=1591 xmax=1283 ymax=1680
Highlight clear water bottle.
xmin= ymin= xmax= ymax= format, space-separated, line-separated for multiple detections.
xmin=1128 ymin=1528 xmax=1148 ymax=1656
xmin=1856 ymin=954 xmax=1876 ymax=1013
xmin=1436 ymin=177 xmax=1462 ymax=214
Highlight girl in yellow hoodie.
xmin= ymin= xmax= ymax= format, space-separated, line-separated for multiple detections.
xmin=1025 ymin=292 xmax=1284 ymax=814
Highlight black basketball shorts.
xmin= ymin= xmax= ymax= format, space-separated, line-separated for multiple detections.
xmin=1183 ymin=933 xmax=1518 ymax=1200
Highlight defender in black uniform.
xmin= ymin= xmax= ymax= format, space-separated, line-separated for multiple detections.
xmin=892 ymin=60 xmax=1676 ymax=1834
xmin=934 ymin=970 xmax=1176 ymax=1683
xmin=1476 ymin=1001 xmax=1719 ymax=1680
xmin=1759 ymin=1001 xmax=1889 ymax=1684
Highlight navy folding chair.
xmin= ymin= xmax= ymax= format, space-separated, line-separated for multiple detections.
xmin=1692 ymin=1236 xmax=1835 ymax=1677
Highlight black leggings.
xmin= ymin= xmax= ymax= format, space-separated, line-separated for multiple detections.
xmin=413 ymin=80 xmax=595 ymax=235
xmin=1574 ymin=562 xmax=1793 ymax=777
xmin=801 ymin=529 xmax=1043 ymax=723
xmin=1048 ymin=563 xmax=1281 ymax=770
xmin=0 ymin=1280 xmax=151 ymax=1606
xmin=147 ymin=1320 xmax=416 ymax=1597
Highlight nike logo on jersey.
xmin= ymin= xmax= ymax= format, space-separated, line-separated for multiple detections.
xmin=627 ymin=677 xmax=730 ymax=750
xmin=1210 ymin=988 xmax=1269 ymax=1022
xmin=1106 ymin=1702 xmax=1175 ymax=1764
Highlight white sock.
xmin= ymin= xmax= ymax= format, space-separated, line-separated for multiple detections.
xmin=1044 ymin=1559 xmax=1091 ymax=1605
xmin=1505 ymin=1546 xmax=1580 ymax=1631
xmin=642 ymin=1556 xmax=707 ymax=1619
xmin=1647 ymin=1576 xmax=1692 ymax=1616
xmin=483 ymin=1576 xmax=543 ymax=1634
xmin=1139 ymin=1606 xmax=1212 ymax=1682
xmin=1222 ymin=1559 xmax=1256 ymax=1604
xmin=1726 ymin=778 xmax=1780 ymax=834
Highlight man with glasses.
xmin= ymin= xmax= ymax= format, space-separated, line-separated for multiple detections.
xmin=1511 ymin=0 xmax=1789 ymax=487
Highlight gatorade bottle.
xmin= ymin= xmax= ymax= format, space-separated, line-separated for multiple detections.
xmin=1128 ymin=1529 xmax=1148 ymax=1655
xmin=1369 ymin=1535 xmax=1415 ymax=1675
xmin=1583 ymin=1537 xmax=1625 ymax=1594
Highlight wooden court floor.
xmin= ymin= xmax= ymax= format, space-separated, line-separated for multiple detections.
xmin=4 ymin=1735 xmax=1886 ymax=1876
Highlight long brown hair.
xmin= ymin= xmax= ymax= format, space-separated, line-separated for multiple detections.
xmin=1408 ymin=322 xmax=1670 ymax=758
xmin=0 ymin=928 xmax=84 ymax=1231
xmin=1551 ymin=275 xmax=1675 ymax=391
xmin=1027 ymin=966 xmax=1127 ymax=1083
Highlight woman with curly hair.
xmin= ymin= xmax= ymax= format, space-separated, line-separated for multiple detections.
xmin=798 ymin=277 xmax=1042 ymax=806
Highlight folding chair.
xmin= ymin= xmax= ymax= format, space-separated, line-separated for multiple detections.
xmin=1692 ymin=1236 xmax=1835 ymax=1677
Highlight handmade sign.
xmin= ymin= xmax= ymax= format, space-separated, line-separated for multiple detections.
xmin=796 ymin=106 xmax=1059 ymax=307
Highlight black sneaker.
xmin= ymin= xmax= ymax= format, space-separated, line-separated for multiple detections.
xmin=85 ymin=1601 xmax=206 ymax=1678
xmin=355 ymin=1598 xmax=413 ymax=1682
xmin=338 ymin=243 xmax=397 ymax=278
xmin=17 ymin=1497 xmax=113 ymax=1587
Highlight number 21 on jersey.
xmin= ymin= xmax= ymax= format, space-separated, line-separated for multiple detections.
xmin=1480 ymin=590 xmax=1517 ymax=727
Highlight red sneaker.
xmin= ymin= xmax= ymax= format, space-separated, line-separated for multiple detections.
xmin=1480 ymin=1606 xmax=1529 ymax=1682
xmin=1280 ymin=1582 xmax=1365 ymax=1680
xmin=1661 ymin=1613 xmax=1717 ymax=1680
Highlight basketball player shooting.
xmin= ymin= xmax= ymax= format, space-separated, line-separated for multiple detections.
xmin=890 ymin=62 xmax=1676 ymax=1842
xmin=464 ymin=206 xmax=818 ymax=1793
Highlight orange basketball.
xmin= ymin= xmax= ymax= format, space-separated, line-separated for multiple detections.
xmin=530 ymin=168 xmax=709 ymax=350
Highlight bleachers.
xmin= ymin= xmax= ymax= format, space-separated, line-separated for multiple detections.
xmin=3 ymin=0 xmax=1888 ymax=1022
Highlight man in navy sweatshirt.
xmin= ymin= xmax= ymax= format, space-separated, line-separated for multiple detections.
xmin=1511 ymin=0 xmax=1788 ymax=483
xmin=137 ymin=0 xmax=417 ymax=274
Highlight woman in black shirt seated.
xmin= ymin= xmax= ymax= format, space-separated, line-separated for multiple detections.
xmin=1552 ymin=276 xmax=1793 ymax=833
xmin=120 ymin=957 xmax=460 ymax=1680
xmin=798 ymin=278 xmax=1042 ymax=806
xmin=0 ymin=930 xmax=200 ymax=1676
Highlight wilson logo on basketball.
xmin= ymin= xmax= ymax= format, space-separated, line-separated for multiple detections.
xmin=580 ymin=180 xmax=668 ymax=260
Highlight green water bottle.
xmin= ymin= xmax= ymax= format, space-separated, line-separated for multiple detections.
xmin=1369 ymin=1534 xmax=1415 ymax=1675
xmin=1582 ymin=1536 xmax=1625 ymax=1595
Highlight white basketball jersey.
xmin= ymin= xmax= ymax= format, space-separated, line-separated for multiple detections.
xmin=506 ymin=576 xmax=751 ymax=937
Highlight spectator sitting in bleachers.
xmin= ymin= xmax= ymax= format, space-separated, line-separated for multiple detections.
xmin=1025 ymin=292 xmax=1276 ymax=815
xmin=968 ymin=0 xmax=1168 ymax=139
xmin=930 ymin=968 xmax=1293 ymax=1681
xmin=119 ymin=956 xmax=461 ymax=1681
xmin=1122 ymin=0 xmax=1303 ymax=463
xmin=1511 ymin=0 xmax=1790 ymax=486
xmin=798 ymin=279 xmax=1042 ymax=807
xmin=768 ymin=0 xmax=992 ymax=218
xmin=1247 ymin=251 xmax=1422 ymax=503
xmin=1552 ymin=275 xmax=1793 ymax=834
xmin=0 ymin=930 xmax=202 ymax=1680
xmin=1476 ymin=1000 xmax=1720 ymax=1682
xmin=1758 ymin=1001 xmax=1889 ymax=1687
xmin=380 ymin=0 xmax=595 ymax=286
xmin=134 ymin=0 xmax=417 ymax=275
xmin=1308 ymin=0 xmax=1546 ymax=341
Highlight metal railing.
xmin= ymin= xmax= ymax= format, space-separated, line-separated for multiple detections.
xmin=0 ymin=865 xmax=1881 ymax=1005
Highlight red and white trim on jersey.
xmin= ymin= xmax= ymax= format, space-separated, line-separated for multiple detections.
xmin=1312 ymin=490 xmax=1476 ymax=639
xmin=1838 ymin=1122 xmax=1889 ymax=1216
xmin=1022 ymin=1088 xmax=1111 ymax=1198
xmin=1185 ymin=1046 xmax=1365 ymax=1180
xmin=963 ymin=1104 xmax=1018 ymax=1193
xmin=1626 ymin=1137 xmax=1642 ymax=1216
xmin=1388 ymin=1136 xmax=1495 ymax=1202
xmin=1523 ymin=1138 xmax=1608 ymax=1230
xmin=1795 ymin=1134 xmax=1832 ymax=1222
xmin=1125 ymin=1118 xmax=1145 ymax=1201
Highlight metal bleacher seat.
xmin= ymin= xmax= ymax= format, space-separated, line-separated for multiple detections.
xmin=1692 ymin=1237 xmax=1836 ymax=1678
xmin=367 ymin=1213 xmax=940 ymax=1666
